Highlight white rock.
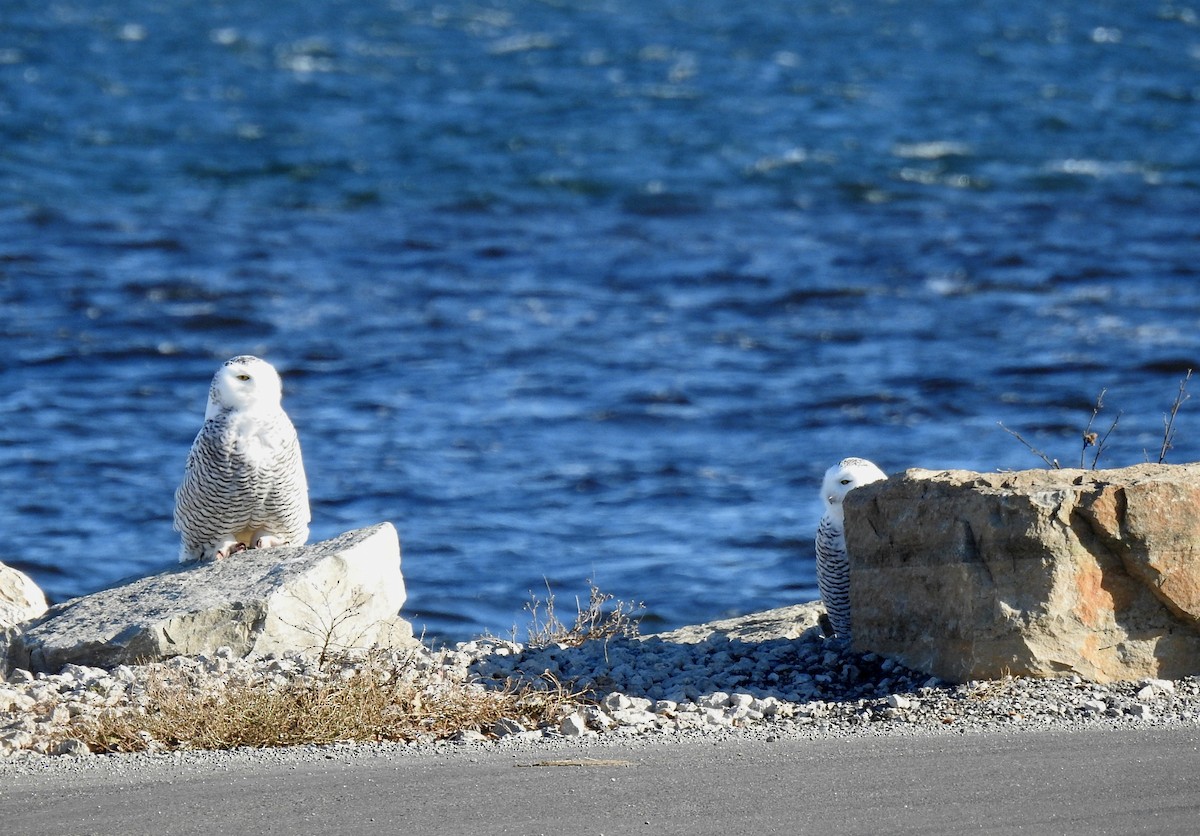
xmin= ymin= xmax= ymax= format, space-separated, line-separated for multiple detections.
xmin=610 ymin=708 xmax=657 ymax=727
xmin=65 ymin=701 xmax=90 ymax=717
xmin=626 ymin=696 xmax=654 ymax=713
xmin=703 ymin=708 xmax=731 ymax=727
xmin=0 ymin=562 xmax=48 ymax=630
xmin=1137 ymin=679 xmax=1175 ymax=700
xmin=560 ymin=712 xmax=590 ymax=737
xmin=493 ymin=717 xmax=525 ymax=737
xmin=53 ymin=738 xmax=92 ymax=757
xmin=29 ymin=685 xmax=58 ymax=704
xmin=38 ymin=705 xmax=70 ymax=726
xmin=728 ymin=693 xmax=755 ymax=710
xmin=0 ymin=687 xmax=33 ymax=712
xmin=603 ymin=693 xmax=633 ymax=711
xmin=887 ymin=694 xmax=912 ymax=710
xmin=8 ymin=524 xmax=415 ymax=672
xmin=725 ymin=705 xmax=752 ymax=722
xmin=0 ymin=730 xmax=34 ymax=751
xmin=752 ymin=696 xmax=780 ymax=715
xmin=584 ymin=706 xmax=615 ymax=730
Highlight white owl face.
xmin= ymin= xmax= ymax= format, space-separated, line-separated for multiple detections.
xmin=821 ymin=457 xmax=886 ymax=520
xmin=204 ymin=355 xmax=284 ymax=418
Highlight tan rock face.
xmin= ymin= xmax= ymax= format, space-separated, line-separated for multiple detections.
xmin=844 ymin=463 xmax=1200 ymax=683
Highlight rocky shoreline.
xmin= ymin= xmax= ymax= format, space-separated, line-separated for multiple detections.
xmin=10 ymin=457 xmax=1200 ymax=768
xmin=3 ymin=602 xmax=1199 ymax=766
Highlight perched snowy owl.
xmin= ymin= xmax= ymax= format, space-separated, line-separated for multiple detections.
xmin=815 ymin=457 xmax=886 ymax=639
xmin=174 ymin=356 xmax=310 ymax=563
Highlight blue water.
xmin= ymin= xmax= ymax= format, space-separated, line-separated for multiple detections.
xmin=3 ymin=0 xmax=1200 ymax=644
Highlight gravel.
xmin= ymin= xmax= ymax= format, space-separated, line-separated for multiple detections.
xmin=465 ymin=629 xmax=1200 ymax=739
xmin=3 ymin=614 xmax=1200 ymax=772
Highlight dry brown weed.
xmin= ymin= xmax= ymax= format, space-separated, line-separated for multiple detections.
xmin=70 ymin=650 xmax=579 ymax=754
xmin=522 ymin=581 xmax=645 ymax=649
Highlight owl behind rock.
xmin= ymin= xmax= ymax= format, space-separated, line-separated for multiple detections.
xmin=815 ymin=457 xmax=886 ymax=639
xmin=174 ymin=355 xmax=310 ymax=563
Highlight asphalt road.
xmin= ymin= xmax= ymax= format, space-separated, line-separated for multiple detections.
xmin=2 ymin=726 xmax=1197 ymax=836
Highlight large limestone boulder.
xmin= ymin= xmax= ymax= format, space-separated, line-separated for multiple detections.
xmin=0 ymin=562 xmax=48 ymax=630
xmin=8 ymin=523 xmax=413 ymax=674
xmin=845 ymin=463 xmax=1200 ymax=683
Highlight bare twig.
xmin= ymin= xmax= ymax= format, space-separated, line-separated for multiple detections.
xmin=275 ymin=585 xmax=376 ymax=669
xmin=1077 ymin=388 xmax=1121 ymax=470
xmin=522 ymin=579 xmax=644 ymax=649
xmin=998 ymin=422 xmax=1059 ymax=469
xmin=1080 ymin=389 xmax=1107 ymax=469
xmin=1159 ymin=369 xmax=1192 ymax=464
xmin=1007 ymin=375 xmax=1192 ymax=471
xmin=1090 ymin=410 xmax=1121 ymax=470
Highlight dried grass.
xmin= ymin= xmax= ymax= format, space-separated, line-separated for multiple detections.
xmin=71 ymin=650 xmax=579 ymax=754
xmin=59 ymin=582 xmax=643 ymax=754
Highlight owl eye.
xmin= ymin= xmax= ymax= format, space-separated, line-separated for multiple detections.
xmin=235 ymin=374 xmax=251 ymax=381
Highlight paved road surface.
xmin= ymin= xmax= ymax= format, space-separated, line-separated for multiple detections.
xmin=2 ymin=726 xmax=1196 ymax=835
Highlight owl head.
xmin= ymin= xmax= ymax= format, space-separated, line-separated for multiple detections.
xmin=204 ymin=355 xmax=284 ymax=419
xmin=820 ymin=457 xmax=886 ymax=521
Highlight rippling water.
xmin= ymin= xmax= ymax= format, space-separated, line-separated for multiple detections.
xmin=3 ymin=0 xmax=1199 ymax=643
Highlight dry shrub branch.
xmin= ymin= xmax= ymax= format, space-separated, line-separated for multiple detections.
xmin=522 ymin=581 xmax=645 ymax=649
xmin=1000 ymin=370 xmax=1192 ymax=470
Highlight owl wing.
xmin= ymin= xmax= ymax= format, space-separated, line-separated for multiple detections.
xmin=257 ymin=416 xmax=311 ymax=545
xmin=174 ymin=417 xmax=249 ymax=561
xmin=815 ymin=514 xmax=852 ymax=638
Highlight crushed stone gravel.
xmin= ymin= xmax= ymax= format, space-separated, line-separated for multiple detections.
xmin=3 ymin=615 xmax=1199 ymax=773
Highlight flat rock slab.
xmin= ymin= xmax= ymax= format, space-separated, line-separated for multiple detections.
xmin=648 ymin=602 xmax=825 ymax=645
xmin=8 ymin=523 xmax=413 ymax=674
xmin=845 ymin=463 xmax=1200 ymax=683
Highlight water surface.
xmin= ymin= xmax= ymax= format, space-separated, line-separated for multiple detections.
xmin=3 ymin=0 xmax=1199 ymax=642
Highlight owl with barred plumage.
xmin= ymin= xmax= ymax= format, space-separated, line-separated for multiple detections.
xmin=174 ymin=356 xmax=310 ymax=563
xmin=815 ymin=457 xmax=886 ymax=639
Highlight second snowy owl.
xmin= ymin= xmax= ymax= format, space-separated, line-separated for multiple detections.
xmin=174 ymin=356 xmax=310 ymax=563
xmin=815 ymin=457 xmax=886 ymax=639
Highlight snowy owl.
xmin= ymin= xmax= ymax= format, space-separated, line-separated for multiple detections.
xmin=815 ymin=457 xmax=886 ymax=639
xmin=174 ymin=355 xmax=310 ymax=563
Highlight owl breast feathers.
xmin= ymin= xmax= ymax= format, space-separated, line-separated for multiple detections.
xmin=174 ymin=355 xmax=310 ymax=563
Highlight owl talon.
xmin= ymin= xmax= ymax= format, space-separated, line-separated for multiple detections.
xmin=212 ymin=541 xmax=247 ymax=561
xmin=254 ymin=534 xmax=285 ymax=550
